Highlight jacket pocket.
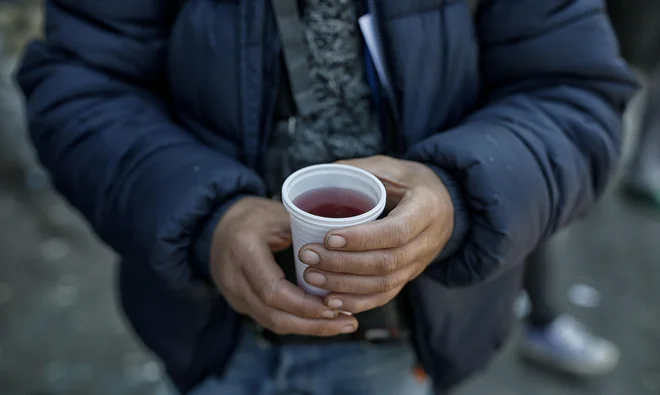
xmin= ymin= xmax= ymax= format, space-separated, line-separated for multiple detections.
xmin=406 ymin=266 xmax=522 ymax=391
xmin=118 ymin=263 xmax=240 ymax=393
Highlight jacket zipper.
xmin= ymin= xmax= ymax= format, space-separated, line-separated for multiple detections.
xmin=366 ymin=0 xmax=403 ymax=156
xmin=257 ymin=19 xmax=282 ymax=185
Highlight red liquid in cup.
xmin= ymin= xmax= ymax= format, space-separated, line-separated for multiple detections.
xmin=293 ymin=187 xmax=375 ymax=218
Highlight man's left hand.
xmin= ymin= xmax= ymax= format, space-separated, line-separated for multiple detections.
xmin=299 ymin=155 xmax=455 ymax=314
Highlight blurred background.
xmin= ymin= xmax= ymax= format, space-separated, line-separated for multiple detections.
xmin=0 ymin=1 xmax=659 ymax=394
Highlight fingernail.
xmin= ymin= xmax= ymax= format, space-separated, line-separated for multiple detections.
xmin=305 ymin=271 xmax=326 ymax=286
xmin=327 ymin=299 xmax=343 ymax=309
xmin=340 ymin=325 xmax=357 ymax=334
xmin=327 ymin=235 xmax=346 ymax=248
xmin=321 ymin=310 xmax=337 ymax=319
xmin=300 ymin=249 xmax=320 ymax=265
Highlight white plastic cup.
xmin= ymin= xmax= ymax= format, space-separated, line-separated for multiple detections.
xmin=281 ymin=164 xmax=387 ymax=296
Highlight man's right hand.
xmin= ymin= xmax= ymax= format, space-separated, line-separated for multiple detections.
xmin=210 ymin=197 xmax=358 ymax=336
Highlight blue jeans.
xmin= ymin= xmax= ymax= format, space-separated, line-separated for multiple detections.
xmin=188 ymin=328 xmax=432 ymax=395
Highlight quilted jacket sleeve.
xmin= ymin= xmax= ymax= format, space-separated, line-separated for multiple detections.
xmin=406 ymin=0 xmax=638 ymax=286
xmin=16 ymin=0 xmax=266 ymax=288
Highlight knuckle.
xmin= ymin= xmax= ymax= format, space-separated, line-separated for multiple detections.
xmin=383 ymin=226 xmax=403 ymax=248
xmin=374 ymin=155 xmax=395 ymax=168
xmin=379 ymin=250 xmax=405 ymax=274
xmin=329 ymin=253 xmax=349 ymax=272
xmin=302 ymin=303 xmax=324 ymax=319
xmin=393 ymin=249 xmax=408 ymax=268
xmin=228 ymin=234 xmax=256 ymax=259
xmin=233 ymin=229 xmax=254 ymax=246
xmin=313 ymin=324 xmax=335 ymax=337
xmin=383 ymin=271 xmax=407 ymax=292
xmin=378 ymin=275 xmax=398 ymax=292
xmin=394 ymin=222 xmax=413 ymax=245
xmin=259 ymin=281 xmax=279 ymax=306
xmin=375 ymin=254 xmax=395 ymax=274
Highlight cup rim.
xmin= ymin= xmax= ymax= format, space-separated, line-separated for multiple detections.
xmin=281 ymin=163 xmax=387 ymax=225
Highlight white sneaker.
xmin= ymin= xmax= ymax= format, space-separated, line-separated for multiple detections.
xmin=519 ymin=315 xmax=620 ymax=376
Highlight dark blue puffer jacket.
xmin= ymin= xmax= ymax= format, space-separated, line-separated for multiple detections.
xmin=16 ymin=0 xmax=637 ymax=392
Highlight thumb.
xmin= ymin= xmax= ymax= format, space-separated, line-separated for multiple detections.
xmin=263 ymin=202 xmax=292 ymax=252
xmin=337 ymin=156 xmax=407 ymax=184
xmin=257 ymin=201 xmax=291 ymax=232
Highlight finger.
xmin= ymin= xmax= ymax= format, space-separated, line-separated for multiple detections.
xmin=325 ymin=192 xmax=435 ymax=251
xmin=240 ymin=276 xmax=359 ymax=336
xmin=265 ymin=203 xmax=292 ymax=229
xmin=323 ymin=285 xmax=404 ymax=315
xmin=267 ymin=232 xmax=292 ymax=253
xmin=240 ymin=245 xmax=338 ymax=319
xmin=299 ymin=243 xmax=413 ymax=276
xmin=303 ymin=263 xmax=417 ymax=294
xmin=243 ymin=261 xmax=338 ymax=319
xmin=256 ymin=200 xmax=291 ymax=237
xmin=336 ymin=156 xmax=407 ymax=182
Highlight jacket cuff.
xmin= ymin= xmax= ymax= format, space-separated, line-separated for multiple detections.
xmin=426 ymin=165 xmax=471 ymax=261
xmin=192 ymin=195 xmax=247 ymax=282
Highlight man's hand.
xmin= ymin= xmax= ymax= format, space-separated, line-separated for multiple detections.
xmin=211 ymin=197 xmax=358 ymax=336
xmin=298 ymin=156 xmax=455 ymax=314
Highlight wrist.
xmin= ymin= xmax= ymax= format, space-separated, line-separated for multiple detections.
xmin=425 ymin=165 xmax=471 ymax=260
xmin=193 ymin=195 xmax=249 ymax=282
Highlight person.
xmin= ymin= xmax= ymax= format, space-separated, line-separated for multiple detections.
xmin=16 ymin=0 xmax=637 ymax=394
xmin=608 ymin=0 xmax=660 ymax=208
xmin=518 ymin=242 xmax=620 ymax=376
xmin=515 ymin=2 xmax=660 ymax=376
xmin=621 ymin=70 xmax=660 ymax=208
